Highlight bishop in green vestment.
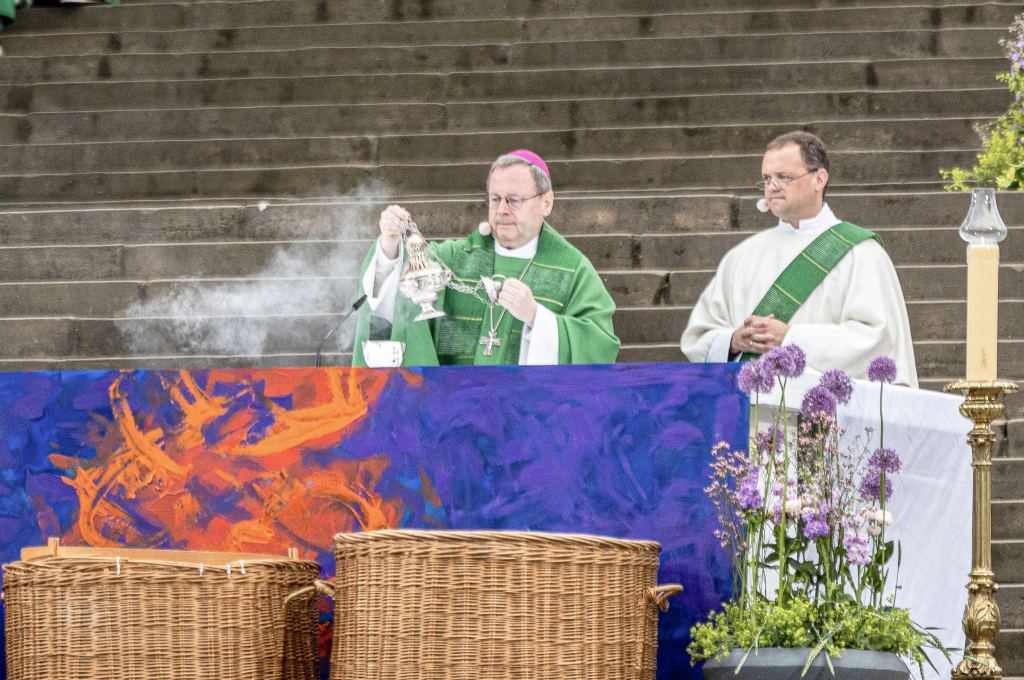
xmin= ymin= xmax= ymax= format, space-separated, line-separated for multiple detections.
xmin=351 ymin=150 xmax=620 ymax=367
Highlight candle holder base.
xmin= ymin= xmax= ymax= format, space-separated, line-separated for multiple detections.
xmin=945 ymin=379 xmax=1018 ymax=680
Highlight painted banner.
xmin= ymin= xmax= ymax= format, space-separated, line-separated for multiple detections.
xmin=0 ymin=363 xmax=746 ymax=679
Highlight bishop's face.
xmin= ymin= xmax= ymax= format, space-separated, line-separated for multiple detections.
xmin=487 ymin=164 xmax=554 ymax=250
xmin=761 ymin=143 xmax=828 ymax=228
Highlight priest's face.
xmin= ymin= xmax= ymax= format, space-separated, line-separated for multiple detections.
xmin=761 ymin=143 xmax=828 ymax=227
xmin=487 ymin=164 xmax=554 ymax=250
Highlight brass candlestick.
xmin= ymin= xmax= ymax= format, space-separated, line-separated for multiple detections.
xmin=945 ymin=379 xmax=1018 ymax=680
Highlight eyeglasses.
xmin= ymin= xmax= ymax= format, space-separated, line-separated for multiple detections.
xmin=755 ymin=169 xmax=819 ymax=191
xmin=487 ymin=193 xmax=541 ymax=210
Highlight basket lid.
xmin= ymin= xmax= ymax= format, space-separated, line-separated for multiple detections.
xmin=333 ymin=529 xmax=662 ymax=553
xmin=20 ymin=539 xmax=310 ymax=566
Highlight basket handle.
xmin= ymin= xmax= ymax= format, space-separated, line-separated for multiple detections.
xmin=644 ymin=584 xmax=683 ymax=612
xmin=283 ymin=579 xmax=335 ymax=606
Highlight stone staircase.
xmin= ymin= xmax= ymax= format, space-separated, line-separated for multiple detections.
xmin=1 ymin=0 xmax=1024 ymax=672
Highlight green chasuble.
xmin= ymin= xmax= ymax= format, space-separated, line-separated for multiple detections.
xmin=352 ymin=223 xmax=620 ymax=366
xmin=740 ymin=221 xmax=882 ymax=361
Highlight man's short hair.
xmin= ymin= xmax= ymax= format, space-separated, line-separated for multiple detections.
xmin=488 ymin=154 xmax=553 ymax=195
xmin=767 ymin=131 xmax=830 ymax=196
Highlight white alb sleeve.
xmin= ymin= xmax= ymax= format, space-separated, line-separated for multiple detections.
xmin=363 ymin=239 xmax=402 ymax=324
xmin=705 ymin=328 xmax=736 ymax=363
xmin=519 ymin=304 xmax=559 ymax=365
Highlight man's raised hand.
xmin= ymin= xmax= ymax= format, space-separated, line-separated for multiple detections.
xmin=379 ymin=205 xmax=411 ymax=260
xmin=497 ymin=278 xmax=538 ymax=327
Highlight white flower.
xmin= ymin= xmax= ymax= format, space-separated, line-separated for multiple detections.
xmin=784 ymin=498 xmax=804 ymax=515
xmin=882 ymin=510 xmax=893 ymax=525
xmin=867 ymin=525 xmax=882 ymax=536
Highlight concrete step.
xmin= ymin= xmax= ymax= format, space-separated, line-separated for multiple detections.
xmin=995 ymin=540 xmax=1024 ymax=582
xmin=5 ymin=1 xmax=1019 ymax=33
xmin=0 ymin=58 xmax=1005 ymax=113
xmin=0 ymin=259 xmax=1015 ymax=321
xmin=998 ymin=632 xmax=1024 ymax=677
xmin=995 ymin=458 xmax=1024 ymax=501
xmin=2 ymin=191 xmax=1021 ymax=245
xmin=914 ymin=341 xmax=1024 ymax=382
xmin=0 ymin=30 xmax=1006 ymax=84
xmin=0 ymin=149 xmax=984 ymax=203
xmin=994 ymin=500 xmax=1024 ymax=541
xmin=0 ymin=308 xmax=690 ymax=359
xmin=1 ymin=89 xmax=1007 ymax=145
xmin=0 ymin=350 xmax=353 ymax=371
xmin=2 ymin=7 xmax=1018 ymax=56
xmin=671 ymin=265 xmax=1024 ymax=306
xmin=0 ymin=269 xmax=670 ymax=316
xmin=998 ymin=585 xmax=1024 ymax=630
xmin=0 ymin=119 xmax=987 ymax=175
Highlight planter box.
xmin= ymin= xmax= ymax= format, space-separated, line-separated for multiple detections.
xmin=702 ymin=647 xmax=910 ymax=680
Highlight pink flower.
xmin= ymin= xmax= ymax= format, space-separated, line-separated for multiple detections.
xmin=844 ymin=532 xmax=872 ymax=566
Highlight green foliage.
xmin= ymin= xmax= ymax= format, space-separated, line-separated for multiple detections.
xmin=687 ymin=597 xmax=948 ymax=677
xmin=941 ymin=18 xmax=1024 ymax=191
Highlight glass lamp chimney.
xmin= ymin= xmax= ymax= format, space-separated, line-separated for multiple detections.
xmin=960 ymin=187 xmax=1008 ymax=244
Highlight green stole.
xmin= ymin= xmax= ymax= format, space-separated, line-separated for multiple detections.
xmin=739 ymin=221 xmax=882 ymax=361
xmin=352 ymin=223 xmax=616 ymax=366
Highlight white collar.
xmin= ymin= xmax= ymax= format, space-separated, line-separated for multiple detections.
xmin=774 ymin=203 xmax=842 ymax=237
xmin=494 ymin=234 xmax=539 ymax=259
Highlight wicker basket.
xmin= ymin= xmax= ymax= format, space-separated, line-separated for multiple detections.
xmin=324 ymin=529 xmax=682 ymax=680
xmin=3 ymin=541 xmax=321 ymax=680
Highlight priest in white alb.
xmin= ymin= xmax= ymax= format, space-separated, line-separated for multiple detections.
xmin=351 ymin=149 xmax=620 ymax=367
xmin=680 ymin=131 xmax=918 ymax=387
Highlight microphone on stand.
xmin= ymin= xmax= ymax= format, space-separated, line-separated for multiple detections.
xmin=315 ymin=294 xmax=368 ymax=368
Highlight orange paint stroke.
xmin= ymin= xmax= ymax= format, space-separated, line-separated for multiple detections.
xmin=418 ymin=465 xmax=442 ymax=507
xmin=111 ymin=377 xmax=190 ymax=477
xmin=227 ymin=370 xmax=368 ymax=457
xmin=166 ymin=371 xmax=231 ymax=450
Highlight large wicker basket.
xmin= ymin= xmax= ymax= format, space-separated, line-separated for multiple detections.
xmin=3 ymin=540 xmax=321 ymax=680
xmin=325 ymin=529 xmax=682 ymax=680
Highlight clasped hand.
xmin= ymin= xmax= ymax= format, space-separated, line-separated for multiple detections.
xmin=730 ymin=314 xmax=788 ymax=356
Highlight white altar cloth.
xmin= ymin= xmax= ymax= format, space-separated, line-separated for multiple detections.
xmin=753 ymin=372 xmax=971 ymax=679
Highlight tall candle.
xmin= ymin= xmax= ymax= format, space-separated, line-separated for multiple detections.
xmin=966 ymin=243 xmax=1000 ymax=381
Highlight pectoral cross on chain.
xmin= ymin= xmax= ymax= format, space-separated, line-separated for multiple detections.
xmin=480 ymin=330 xmax=502 ymax=357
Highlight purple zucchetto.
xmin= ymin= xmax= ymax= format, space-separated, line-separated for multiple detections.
xmin=506 ymin=149 xmax=551 ymax=182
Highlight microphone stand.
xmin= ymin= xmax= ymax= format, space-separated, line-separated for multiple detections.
xmin=314 ymin=294 xmax=368 ymax=368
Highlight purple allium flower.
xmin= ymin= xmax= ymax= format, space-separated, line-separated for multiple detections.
xmin=764 ymin=345 xmax=806 ymax=379
xmin=803 ymin=518 xmax=830 ymax=540
xmin=868 ymin=447 xmax=901 ymax=474
xmin=736 ymin=477 xmax=763 ymax=511
xmin=858 ymin=468 xmax=893 ymax=502
xmin=867 ymin=356 xmax=898 ymax=383
xmin=819 ymin=369 xmax=854 ymax=405
xmin=801 ymin=385 xmax=838 ymax=419
xmin=738 ymin=359 xmax=775 ymax=395
xmin=756 ymin=425 xmax=781 ymax=456
xmin=844 ymin=533 xmax=872 ymax=566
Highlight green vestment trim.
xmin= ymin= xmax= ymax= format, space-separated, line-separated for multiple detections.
xmin=352 ymin=222 xmax=620 ymax=367
xmin=740 ymin=221 xmax=883 ymax=362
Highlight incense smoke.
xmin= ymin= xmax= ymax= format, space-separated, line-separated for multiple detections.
xmin=116 ymin=187 xmax=388 ymax=365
